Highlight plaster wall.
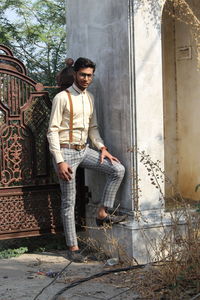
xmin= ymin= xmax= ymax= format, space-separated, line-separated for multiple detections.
xmin=175 ymin=1 xmax=200 ymax=200
xmin=133 ymin=3 xmax=164 ymax=210
xmin=66 ymin=0 xmax=133 ymax=210
xmin=66 ymin=0 xmax=165 ymax=212
xmin=65 ymin=0 xmax=200 ymax=263
xmin=163 ymin=0 xmax=200 ymax=201
xmin=162 ymin=7 xmax=178 ymax=195
xmin=65 ymin=0 xmax=181 ymax=263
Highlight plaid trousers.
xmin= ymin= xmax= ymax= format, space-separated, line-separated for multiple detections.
xmin=54 ymin=145 xmax=125 ymax=247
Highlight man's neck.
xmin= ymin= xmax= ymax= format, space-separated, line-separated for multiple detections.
xmin=75 ymin=82 xmax=86 ymax=91
xmin=73 ymin=83 xmax=86 ymax=94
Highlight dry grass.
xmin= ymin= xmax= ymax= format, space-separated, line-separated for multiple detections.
xmin=78 ymin=225 xmax=134 ymax=266
xmin=127 ymin=149 xmax=200 ymax=299
xmin=80 ymin=156 xmax=200 ymax=298
xmin=80 ymin=205 xmax=200 ymax=299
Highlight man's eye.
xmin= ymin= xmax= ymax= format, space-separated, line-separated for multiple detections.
xmin=79 ymin=73 xmax=93 ymax=78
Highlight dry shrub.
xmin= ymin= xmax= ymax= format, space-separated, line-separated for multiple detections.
xmin=137 ymin=0 xmax=200 ymax=68
xmin=165 ymin=0 xmax=200 ymax=68
xmin=78 ymin=225 xmax=134 ymax=266
xmin=130 ymin=149 xmax=200 ymax=299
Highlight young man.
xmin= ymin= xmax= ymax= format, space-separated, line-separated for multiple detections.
xmin=47 ymin=57 xmax=126 ymax=262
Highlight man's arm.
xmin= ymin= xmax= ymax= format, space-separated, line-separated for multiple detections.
xmin=47 ymin=94 xmax=65 ymax=164
xmin=88 ymin=107 xmax=105 ymax=149
xmin=88 ymin=107 xmax=120 ymax=164
xmin=47 ymin=94 xmax=73 ymax=180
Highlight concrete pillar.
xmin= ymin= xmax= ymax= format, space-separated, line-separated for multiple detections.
xmin=66 ymin=0 xmax=133 ymax=211
xmin=66 ymin=0 xmax=169 ymax=263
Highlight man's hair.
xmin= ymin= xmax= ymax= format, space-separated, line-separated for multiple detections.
xmin=74 ymin=57 xmax=96 ymax=72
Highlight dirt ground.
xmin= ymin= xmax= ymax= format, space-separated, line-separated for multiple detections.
xmin=0 ymin=251 xmax=139 ymax=300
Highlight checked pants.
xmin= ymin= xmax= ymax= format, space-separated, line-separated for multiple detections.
xmin=54 ymin=145 xmax=125 ymax=247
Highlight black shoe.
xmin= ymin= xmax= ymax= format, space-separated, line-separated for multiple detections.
xmin=66 ymin=250 xmax=87 ymax=263
xmin=96 ymin=214 xmax=127 ymax=227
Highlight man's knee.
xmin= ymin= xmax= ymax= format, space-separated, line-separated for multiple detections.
xmin=113 ymin=163 xmax=125 ymax=179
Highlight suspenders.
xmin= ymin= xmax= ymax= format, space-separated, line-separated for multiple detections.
xmin=65 ymin=89 xmax=93 ymax=144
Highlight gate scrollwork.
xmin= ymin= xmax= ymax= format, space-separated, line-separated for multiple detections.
xmin=0 ymin=44 xmax=61 ymax=239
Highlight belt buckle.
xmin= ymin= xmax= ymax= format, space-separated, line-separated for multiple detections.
xmin=75 ymin=144 xmax=82 ymax=151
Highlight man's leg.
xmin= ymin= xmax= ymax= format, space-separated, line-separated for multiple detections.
xmin=59 ymin=173 xmax=88 ymax=262
xmin=58 ymin=171 xmax=78 ymax=248
xmin=53 ymin=148 xmax=89 ymax=262
xmin=80 ymin=147 xmax=125 ymax=221
xmin=53 ymin=149 xmax=82 ymax=249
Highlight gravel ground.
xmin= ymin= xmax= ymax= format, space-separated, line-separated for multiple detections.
xmin=0 ymin=251 xmax=138 ymax=300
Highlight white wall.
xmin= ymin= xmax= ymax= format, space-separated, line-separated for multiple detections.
xmin=133 ymin=2 xmax=164 ymax=210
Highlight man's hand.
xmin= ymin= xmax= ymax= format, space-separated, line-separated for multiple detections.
xmin=100 ymin=147 xmax=120 ymax=164
xmin=57 ymin=162 xmax=73 ymax=181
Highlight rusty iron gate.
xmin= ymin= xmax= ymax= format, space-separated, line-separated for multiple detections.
xmin=0 ymin=45 xmax=86 ymax=240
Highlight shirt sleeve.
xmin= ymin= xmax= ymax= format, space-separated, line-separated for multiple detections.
xmin=47 ymin=94 xmax=65 ymax=164
xmin=88 ymin=106 xmax=105 ymax=150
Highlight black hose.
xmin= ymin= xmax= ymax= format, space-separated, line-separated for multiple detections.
xmin=52 ymin=263 xmax=146 ymax=300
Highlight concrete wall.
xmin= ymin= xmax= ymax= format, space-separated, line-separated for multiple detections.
xmin=163 ymin=0 xmax=200 ymax=201
xmin=175 ymin=0 xmax=200 ymax=200
xmin=133 ymin=2 xmax=164 ymax=210
xmin=66 ymin=0 xmax=133 ymax=210
xmin=162 ymin=4 xmax=178 ymax=195
xmin=66 ymin=0 xmax=165 ymax=212
xmin=65 ymin=0 xmax=200 ymax=263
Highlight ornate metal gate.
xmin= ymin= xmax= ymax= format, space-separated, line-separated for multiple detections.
xmin=0 ymin=45 xmax=68 ymax=239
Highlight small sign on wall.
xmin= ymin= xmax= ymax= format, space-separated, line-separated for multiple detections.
xmin=177 ymin=46 xmax=192 ymax=60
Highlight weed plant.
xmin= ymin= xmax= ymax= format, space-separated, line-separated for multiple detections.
xmin=0 ymin=234 xmax=67 ymax=259
xmin=129 ymin=149 xmax=200 ymax=299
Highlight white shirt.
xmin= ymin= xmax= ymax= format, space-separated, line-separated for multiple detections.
xmin=47 ymin=83 xmax=105 ymax=163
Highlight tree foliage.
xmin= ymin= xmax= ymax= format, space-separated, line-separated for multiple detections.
xmin=0 ymin=0 xmax=67 ymax=86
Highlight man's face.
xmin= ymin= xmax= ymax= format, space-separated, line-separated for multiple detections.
xmin=74 ymin=67 xmax=94 ymax=90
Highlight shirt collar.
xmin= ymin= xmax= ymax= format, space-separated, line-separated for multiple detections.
xmin=72 ymin=83 xmax=86 ymax=94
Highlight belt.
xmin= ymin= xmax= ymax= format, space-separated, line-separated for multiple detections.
xmin=60 ymin=143 xmax=86 ymax=151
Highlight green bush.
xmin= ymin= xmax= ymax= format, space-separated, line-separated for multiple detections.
xmin=0 ymin=247 xmax=28 ymax=259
